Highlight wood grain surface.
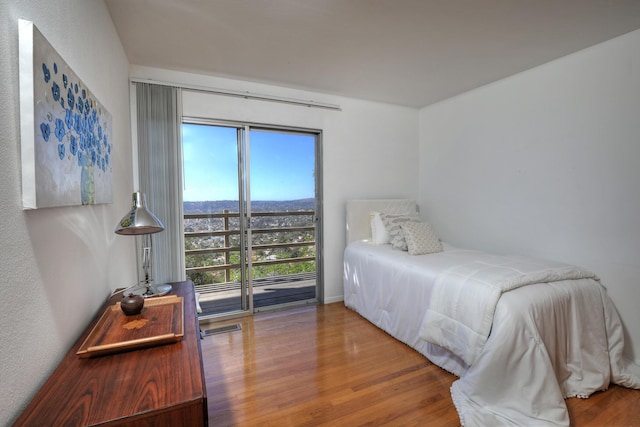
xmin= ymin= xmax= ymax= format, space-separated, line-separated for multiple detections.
xmin=13 ymin=281 xmax=207 ymax=427
xmin=76 ymin=295 xmax=184 ymax=358
xmin=203 ymin=303 xmax=640 ymax=426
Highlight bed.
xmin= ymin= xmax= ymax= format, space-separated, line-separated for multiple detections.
xmin=343 ymin=199 xmax=640 ymax=426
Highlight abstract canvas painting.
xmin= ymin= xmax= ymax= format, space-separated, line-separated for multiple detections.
xmin=19 ymin=19 xmax=113 ymax=209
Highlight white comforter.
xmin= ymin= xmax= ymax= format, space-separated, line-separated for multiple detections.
xmin=343 ymin=241 xmax=640 ymax=427
xmin=419 ymin=254 xmax=598 ymax=366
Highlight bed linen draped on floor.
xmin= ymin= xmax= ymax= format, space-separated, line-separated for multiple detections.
xmin=343 ymin=241 xmax=640 ymax=427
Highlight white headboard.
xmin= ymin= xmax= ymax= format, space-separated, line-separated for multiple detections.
xmin=346 ymin=199 xmax=418 ymax=245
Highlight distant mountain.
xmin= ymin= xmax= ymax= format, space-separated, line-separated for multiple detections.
xmin=184 ymin=198 xmax=315 ymax=214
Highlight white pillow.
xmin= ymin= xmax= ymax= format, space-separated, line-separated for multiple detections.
xmin=380 ymin=212 xmax=421 ymax=251
xmin=369 ymin=211 xmax=389 ymax=245
xmin=400 ymin=221 xmax=443 ymax=255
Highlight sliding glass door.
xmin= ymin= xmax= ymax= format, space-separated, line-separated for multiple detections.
xmin=182 ymin=120 xmax=322 ymax=318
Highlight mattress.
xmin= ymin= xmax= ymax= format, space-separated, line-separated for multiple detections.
xmin=343 ymin=240 xmax=472 ymax=375
xmin=343 ymin=240 xmax=640 ymax=426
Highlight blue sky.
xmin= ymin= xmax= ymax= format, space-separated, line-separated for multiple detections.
xmin=182 ymin=124 xmax=316 ymax=201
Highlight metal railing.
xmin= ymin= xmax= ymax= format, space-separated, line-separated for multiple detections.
xmin=184 ymin=210 xmax=316 ymax=288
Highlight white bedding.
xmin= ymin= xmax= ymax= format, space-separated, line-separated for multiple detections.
xmin=343 ymin=240 xmax=640 ymax=427
xmin=419 ymin=253 xmax=598 ymax=366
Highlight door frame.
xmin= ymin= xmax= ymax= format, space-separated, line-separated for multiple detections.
xmin=182 ymin=117 xmax=324 ymax=321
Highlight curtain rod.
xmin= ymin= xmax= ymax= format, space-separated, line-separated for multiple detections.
xmin=130 ymin=77 xmax=342 ymax=111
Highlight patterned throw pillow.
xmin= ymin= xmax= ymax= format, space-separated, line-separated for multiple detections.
xmin=380 ymin=213 xmax=421 ymax=251
xmin=400 ymin=221 xmax=443 ymax=255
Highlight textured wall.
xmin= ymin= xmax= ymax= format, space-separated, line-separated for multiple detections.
xmin=419 ymin=29 xmax=640 ymax=362
xmin=0 ymin=1 xmax=136 ymax=424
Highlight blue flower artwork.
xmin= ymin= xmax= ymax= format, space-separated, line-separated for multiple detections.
xmin=19 ymin=20 xmax=113 ymax=209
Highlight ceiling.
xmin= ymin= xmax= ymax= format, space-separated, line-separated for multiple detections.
xmin=105 ymin=0 xmax=640 ymax=108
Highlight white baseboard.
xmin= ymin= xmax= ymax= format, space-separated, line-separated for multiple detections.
xmin=323 ymin=295 xmax=344 ymax=304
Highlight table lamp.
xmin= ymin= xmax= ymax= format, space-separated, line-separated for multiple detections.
xmin=115 ymin=191 xmax=172 ymax=297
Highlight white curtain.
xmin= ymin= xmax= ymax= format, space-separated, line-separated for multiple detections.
xmin=135 ymin=83 xmax=185 ymax=284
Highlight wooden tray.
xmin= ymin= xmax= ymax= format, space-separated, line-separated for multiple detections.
xmin=77 ymin=295 xmax=184 ymax=358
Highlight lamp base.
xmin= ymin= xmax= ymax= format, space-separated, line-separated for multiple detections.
xmin=125 ymin=283 xmax=172 ymax=298
xmin=144 ymin=283 xmax=172 ymax=298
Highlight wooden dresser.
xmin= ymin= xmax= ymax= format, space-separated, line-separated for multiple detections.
xmin=13 ymin=281 xmax=208 ymax=426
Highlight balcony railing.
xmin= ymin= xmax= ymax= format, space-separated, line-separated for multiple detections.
xmin=184 ymin=210 xmax=316 ymax=290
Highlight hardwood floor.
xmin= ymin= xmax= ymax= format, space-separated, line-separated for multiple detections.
xmin=201 ymin=303 xmax=640 ymax=426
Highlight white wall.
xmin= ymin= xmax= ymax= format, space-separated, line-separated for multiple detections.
xmin=131 ymin=65 xmax=420 ymax=303
xmin=0 ymin=1 xmax=136 ymax=424
xmin=419 ymin=29 xmax=640 ymax=362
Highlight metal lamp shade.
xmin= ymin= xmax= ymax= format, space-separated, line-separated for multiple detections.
xmin=114 ymin=192 xmax=165 ymax=235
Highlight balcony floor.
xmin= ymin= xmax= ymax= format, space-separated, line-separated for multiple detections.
xmin=196 ymin=273 xmax=316 ymax=317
